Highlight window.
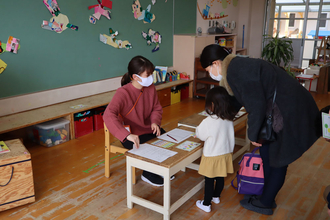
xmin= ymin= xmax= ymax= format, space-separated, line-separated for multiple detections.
xmin=319 ymin=13 xmax=327 ymax=27
xmin=289 ymin=13 xmax=295 ymax=27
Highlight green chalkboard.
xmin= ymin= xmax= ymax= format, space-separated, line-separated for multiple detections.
xmin=0 ymin=0 xmax=173 ymax=98
xmin=174 ymin=0 xmax=197 ymax=34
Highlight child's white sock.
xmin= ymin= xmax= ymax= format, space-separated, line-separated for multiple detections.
xmin=196 ymin=200 xmax=211 ymax=212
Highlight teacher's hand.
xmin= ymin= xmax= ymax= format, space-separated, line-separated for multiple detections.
xmin=251 ymin=141 xmax=262 ymax=147
xmin=127 ymin=134 xmax=140 ymax=149
xmin=151 ymin=123 xmax=160 ymax=136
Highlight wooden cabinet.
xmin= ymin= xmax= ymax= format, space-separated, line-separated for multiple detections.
xmin=194 ymin=58 xmax=219 ymax=97
xmin=157 ymin=88 xmax=171 ymax=108
xmin=173 ymin=34 xmax=246 ymax=98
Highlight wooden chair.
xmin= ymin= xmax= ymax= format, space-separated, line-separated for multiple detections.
xmin=104 ymin=122 xmax=136 ymax=184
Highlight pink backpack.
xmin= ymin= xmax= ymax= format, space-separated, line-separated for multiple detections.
xmin=231 ymin=147 xmax=264 ymax=195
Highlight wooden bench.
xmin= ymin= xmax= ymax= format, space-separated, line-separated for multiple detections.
xmin=0 ymin=79 xmax=193 ymax=139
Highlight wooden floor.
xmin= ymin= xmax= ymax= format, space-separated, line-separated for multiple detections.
xmin=0 ymin=93 xmax=330 ymax=220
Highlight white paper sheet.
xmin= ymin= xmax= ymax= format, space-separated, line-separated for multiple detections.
xmin=157 ymin=128 xmax=194 ymax=143
xmin=128 ymin=143 xmax=177 ymax=162
xmin=322 ymin=112 xmax=330 ymax=139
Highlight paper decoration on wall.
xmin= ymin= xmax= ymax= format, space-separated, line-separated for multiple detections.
xmin=0 ymin=59 xmax=7 ymax=74
xmin=43 ymin=0 xmax=60 ymax=16
xmin=0 ymin=41 xmax=4 ymax=54
xmin=142 ymin=29 xmax=161 ymax=52
xmin=41 ymin=2 xmax=78 ymax=33
xmin=197 ymin=2 xmax=228 ymax=20
xmin=132 ymin=0 xmax=155 ymax=23
xmin=88 ymin=0 xmax=112 ymax=21
xmin=99 ymin=28 xmax=132 ymax=50
xmin=6 ymin=36 xmax=20 ymax=54
xmin=89 ymin=16 xmax=97 ymax=24
xmin=42 ymin=14 xmax=69 ymax=33
xmin=152 ymin=0 xmax=156 ymax=5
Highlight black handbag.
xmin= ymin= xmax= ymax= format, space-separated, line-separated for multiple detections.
xmin=258 ymin=88 xmax=277 ymax=144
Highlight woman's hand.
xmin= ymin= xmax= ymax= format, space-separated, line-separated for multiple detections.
xmin=151 ymin=123 xmax=161 ymax=136
xmin=251 ymin=141 xmax=262 ymax=147
xmin=127 ymin=134 xmax=140 ymax=149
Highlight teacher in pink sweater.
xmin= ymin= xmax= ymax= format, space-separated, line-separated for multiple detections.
xmin=103 ymin=55 xmax=166 ymax=186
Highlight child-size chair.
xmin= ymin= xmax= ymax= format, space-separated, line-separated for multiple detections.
xmin=104 ymin=122 xmax=136 ymax=184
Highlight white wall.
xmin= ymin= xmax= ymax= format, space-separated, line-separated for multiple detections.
xmin=196 ymin=0 xmax=239 ymax=34
xmin=237 ymin=0 xmax=266 ymax=58
xmin=196 ymin=0 xmax=266 ymax=58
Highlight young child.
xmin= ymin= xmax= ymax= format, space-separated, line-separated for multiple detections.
xmin=103 ymin=55 xmax=167 ymax=186
xmin=195 ymin=86 xmax=237 ymax=212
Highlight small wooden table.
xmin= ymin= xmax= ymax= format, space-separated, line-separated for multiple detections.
xmin=296 ymin=74 xmax=319 ymax=92
xmin=178 ymin=110 xmax=250 ymax=161
xmin=125 ymin=127 xmax=204 ymax=220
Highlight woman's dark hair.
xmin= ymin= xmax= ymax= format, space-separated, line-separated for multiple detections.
xmin=205 ymin=86 xmax=237 ymax=121
xmin=121 ymin=55 xmax=155 ymax=86
xmin=200 ymin=44 xmax=230 ymax=69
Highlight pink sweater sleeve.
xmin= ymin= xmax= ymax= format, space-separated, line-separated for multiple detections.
xmin=103 ymin=91 xmax=130 ymax=142
xmin=149 ymin=86 xmax=163 ymax=126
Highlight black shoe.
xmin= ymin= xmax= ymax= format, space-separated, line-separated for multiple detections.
xmin=141 ymin=171 xmax=164 ymax=187
xmin=243 ymin=194 xmax=277 ymax=208
xmin=240 ymin=198 xmax=273 ymax=215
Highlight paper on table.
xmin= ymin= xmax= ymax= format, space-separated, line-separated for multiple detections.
xmin=158 ymin=128 xmax=194 ymax=143
xmin=128 ymin=143 xmax=177 ymax=163
xmin=296 ymin=74 xmax=314 ymax=79
xmin=176 ymin=141 xmax=200 ymax=152
xmin=322 ymin=112 xmax=330 ymax=139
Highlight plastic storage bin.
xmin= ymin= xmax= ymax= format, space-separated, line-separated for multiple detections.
xmin=179 ymin=84 xmax=189 ymax=101
xmin=93 ymin=106 xmax=106 ymax=131
xmin=171 ymin=87 xmax=181 ymax=105
xmin=32 ymin=118 xmax=70 ymax=147
xmin=74 ymin=110 xmax=94 ymax=138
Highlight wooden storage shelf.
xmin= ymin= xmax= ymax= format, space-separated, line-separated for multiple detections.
xmin=173 ymin=33 xmax=244 ymax=98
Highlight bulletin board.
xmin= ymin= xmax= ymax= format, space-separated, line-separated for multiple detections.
xmin=0 ymin=0 xmax=173 ymax=99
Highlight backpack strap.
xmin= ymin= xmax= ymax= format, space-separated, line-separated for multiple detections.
xmin=231 ymin=172 xmax=239 ymax=190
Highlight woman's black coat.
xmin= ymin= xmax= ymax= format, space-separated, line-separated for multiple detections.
xmin=220 ymin=55 xmax=321 ymax=167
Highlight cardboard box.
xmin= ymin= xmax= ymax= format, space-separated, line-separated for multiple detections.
xmin=0 ymin=139 xmax=35 ymax=211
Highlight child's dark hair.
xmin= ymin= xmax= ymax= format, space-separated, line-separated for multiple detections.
xmin=205 ymin=86 xmax=237 ymax=121
xmin=121 ymin=55 xmax=155 ymax=86
xmin=200 ymin=44 xmax=230 ymax=69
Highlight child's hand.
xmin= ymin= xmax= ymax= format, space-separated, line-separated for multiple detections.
xmin=151 ymin=123 xmax=160 ymax=136
xmin=127 ymin=134 xmax=140 ymax=149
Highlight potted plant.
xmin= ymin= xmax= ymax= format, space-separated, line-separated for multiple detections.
xmin=261 ymin=34 xmax=295 ymax=77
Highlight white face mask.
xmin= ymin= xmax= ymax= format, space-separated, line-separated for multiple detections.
xmin=135 ymin=74 xmax=153 ymax=87
xmin=209 ymin=65 xmax=223 ymax=81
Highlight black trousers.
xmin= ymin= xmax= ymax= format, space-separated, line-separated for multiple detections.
xmin=259 ymin=144 xmax=288 ymax=207
xmin=203 ymin=176 xmax=224 ymax=206
xmin=121 ymin=128 xmax=166 ymax=149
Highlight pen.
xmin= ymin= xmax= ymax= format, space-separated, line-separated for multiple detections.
xmin=167 ymin=134 xmax=177 ymax=142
